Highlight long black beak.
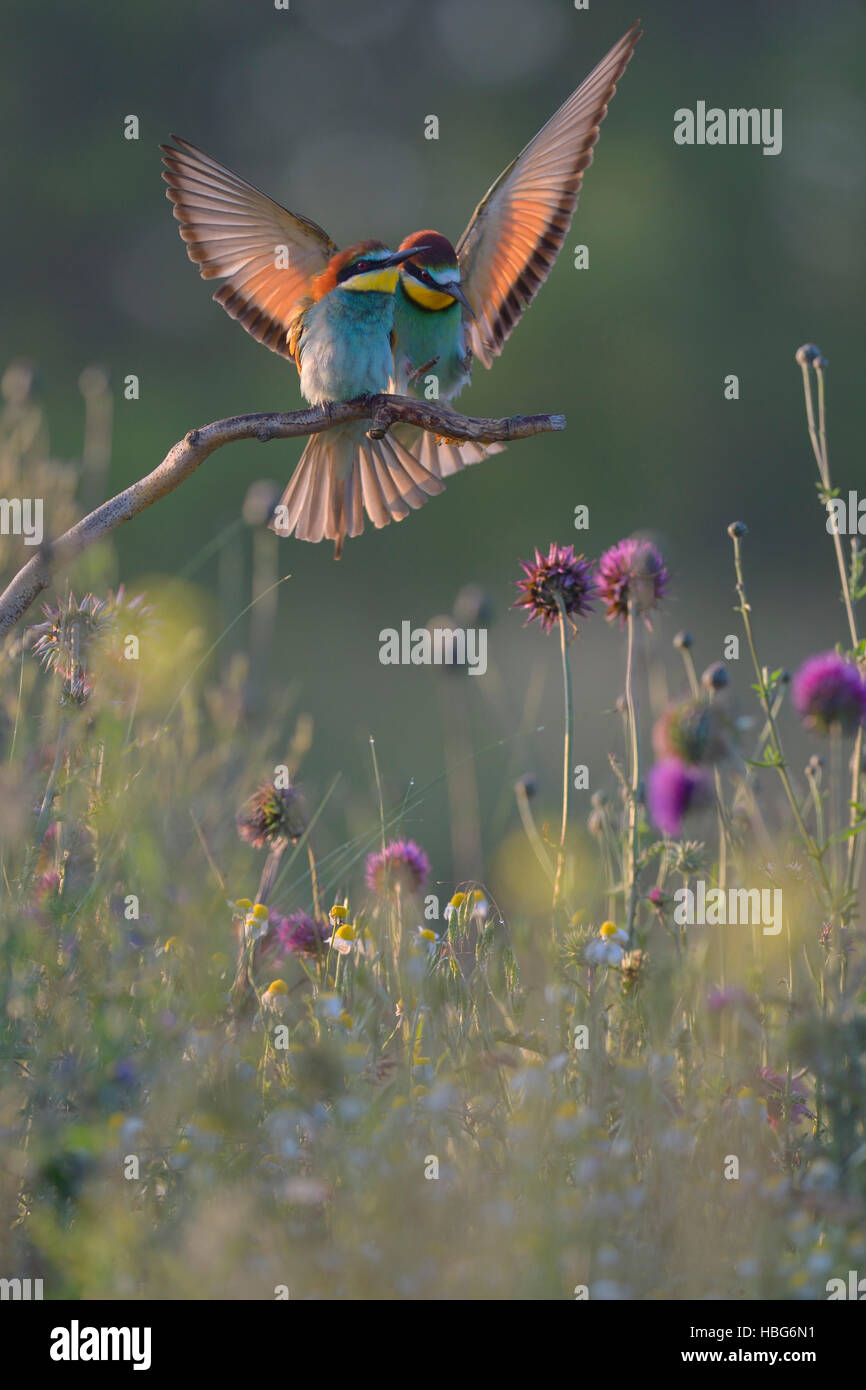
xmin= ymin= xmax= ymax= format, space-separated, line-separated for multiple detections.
xmin=383 ymin=245 xmax=432 ymax=268
xmin=434 ymin=280 xmax=476 ymax=318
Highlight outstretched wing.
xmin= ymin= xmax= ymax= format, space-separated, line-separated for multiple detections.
xmin=456 ymin=23 xmax=641 ymax=369
xmin=161 ymin=136 xmax=338 ymax=360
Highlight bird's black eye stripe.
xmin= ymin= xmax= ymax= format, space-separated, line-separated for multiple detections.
xmin=337 ymin=258 xmax=371 ymax=284
xmin=405 ymin=262 xmax=433 ymax=286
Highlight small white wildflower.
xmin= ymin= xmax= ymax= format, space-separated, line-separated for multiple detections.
xmin=585 ymin=922 xmax=628 ymax=965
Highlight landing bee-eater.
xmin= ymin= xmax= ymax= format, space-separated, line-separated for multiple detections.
xmin=162 ymin=139 xmax=442 ymax=557
xmin=392 ymin=22 xmax=641 ymax=479
xmin=160 ymin=21 xmax=640 ymax=553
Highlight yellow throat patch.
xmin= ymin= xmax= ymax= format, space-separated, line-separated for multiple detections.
xmin=344 ymin=265 xmax=401 ymax=294
xmin=400 ymin=277 xmax=456 ymax=312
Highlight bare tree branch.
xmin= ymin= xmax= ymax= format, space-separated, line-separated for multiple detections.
xmin=0 ymin=393 xmax=565 ymax=641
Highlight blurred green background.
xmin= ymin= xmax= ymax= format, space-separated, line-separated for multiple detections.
xmin=2 ymin=0 xmax=864 ymax=887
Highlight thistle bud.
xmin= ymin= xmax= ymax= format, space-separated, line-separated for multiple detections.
xmin=702 ymin=662 xmax=730 ymax=692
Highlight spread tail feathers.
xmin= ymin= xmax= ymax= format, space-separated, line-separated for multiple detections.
xmin=269 ymin=425 xmax=445 ymax=558
xmin=392 ymin=424 xmax=506 ymax=480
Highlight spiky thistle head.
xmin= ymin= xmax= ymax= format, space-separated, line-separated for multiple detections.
xmin=513 ymin=543 xmax=596 ymax=634
xmin=365 ymin=838 xmax=430 ymax=897
xmin=647 ymin=758 xmax=710 ymax=837
xmin=28 ymin=587 xmax=153 ymax=706
xmin=757 ymin=1067 xmax=811 ymax=1128
xmin=791 ymin=651 xmax=866 ymax=736
xmin=30 ymin=593 xmax=111 ymax=670
xmin=236 ymin=780 xmax=306 ymax=849
xmin=596 ymin=537 xmax=668 ymax=627
xmin=268 ymin=911 xmax=330 ymax=959
xmin=652 ymin=697 xmax=728 ymax=765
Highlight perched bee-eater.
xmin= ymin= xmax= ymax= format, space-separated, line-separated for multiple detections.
xmin=162 ymin=139 xmax=441 ymax=557
xmin=160 ymin=21 xmax=640 ymax=553
xmin=392 ymin=22 xmax=641 ymax=479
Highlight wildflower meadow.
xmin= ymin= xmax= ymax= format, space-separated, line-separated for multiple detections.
xmin=1 ymin=3 xmax=863 ymax=1342
xmin=1 ymin=344 xmax=864 ymax=1310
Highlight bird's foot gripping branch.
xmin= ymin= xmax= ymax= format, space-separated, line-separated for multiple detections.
xmin=0 ymin=394 xmax=565 ymax=640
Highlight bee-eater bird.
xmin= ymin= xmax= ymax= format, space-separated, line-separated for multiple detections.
xmin=391 ymin=21 xmax=641 ymax=479
xmin=162 ymin=139 xmax=441 ymax=557
xmin=160 ymin=21 xmax=640 ymax=551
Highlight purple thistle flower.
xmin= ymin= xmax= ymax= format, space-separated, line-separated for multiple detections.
xmin=596 ymin=538 xmax=668 ymax=627
xmin=513 ymin=543 xmax=596 ymax=634
xmin=758 ymin=1067 xmax=810 ymax=1128
xmin=365 ymin=838 xmax=430 ymax=897
xmin=791 ymin=651 xmax=866 ymax=736
xmin=647 ymin=758 xmax=710 ymax=837
xmin=34 ymin=871 xmax=61 ymax=901
xmin=707 ymin=986 xmax=751 ymax=1013
xmin=268 ymin=911 xmax=330 ymax=959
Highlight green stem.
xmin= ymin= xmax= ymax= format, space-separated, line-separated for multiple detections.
xmin=806 ymin=766 xmax=825 ymax=845
xmin=714 ymin=765 xmax=728 ymax=991
xmin=552 ymin=601 xmax=573 ymax=909
xmin=369 ymin=735 xmax=387 ymax=855
xmin=801 ymin=359 xmax=862 ymax=920
xmin=625 ymin=604 xmax=641 ymax=940
xmin=800 ymin=361 xmax=858 ymax=649
xmin=846 ymin=725 xmax=863 ymax=901
xmin=732 ymin=533 xmax=834 ymax=908
xmin=515 ymin=780 xmax=555 ymax=885
xmin=679 ymin=644 xmax=700 ymax=698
